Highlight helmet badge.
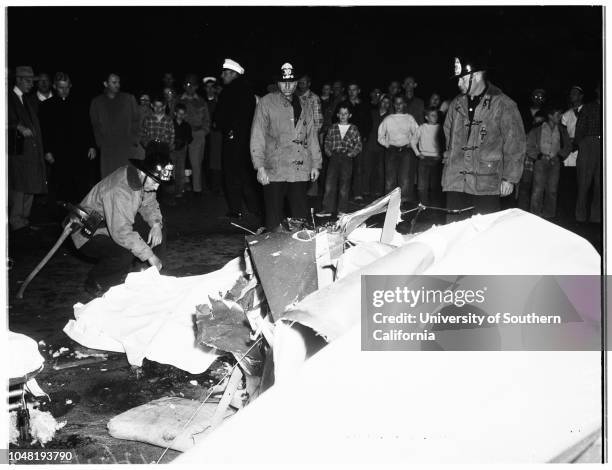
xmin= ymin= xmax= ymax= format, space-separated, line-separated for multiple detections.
xmin=454 ymin=57 xmax=462 ymax=77
xmin=281 ymin=63 xmax=295 ymax=81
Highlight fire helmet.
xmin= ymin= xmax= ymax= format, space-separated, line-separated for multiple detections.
xmin=129 ymin=142 xmax=174 ymax=184
xmin=452 ymin=56 xmax=487 ymax=79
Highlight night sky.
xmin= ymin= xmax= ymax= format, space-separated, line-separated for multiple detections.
xmin=7 ymin=6 xmax=603 ymax=106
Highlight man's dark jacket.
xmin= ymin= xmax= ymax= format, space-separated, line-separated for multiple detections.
xmin=213 ymin=76 xmax=256 ymax=141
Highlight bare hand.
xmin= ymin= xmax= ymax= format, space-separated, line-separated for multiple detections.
xmin=147 ymin=254 xmax=163 ymax=271
xmin=44 ymin=153 xmax=55 ymax=164
xmin=310 ymin=168 xmax=320 ymax=181
xmin=87 ymin=148 xmax=97 ymax=160
xmin=257 ymin=167 xmax=270 ymax=186
xmin=147 ymin=224 xmax=163 ymax=248
xmin=20 ymin=127 xmax=33 ymax=138
xmin=500 ymin=180 xmax=514 ymax=197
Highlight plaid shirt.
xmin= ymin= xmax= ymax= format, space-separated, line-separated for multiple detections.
xmin=300 ymin=90 xmax=324 ymax=133
xmin=324 ymin=123 xmax=362 ymax=158
xmin=141 ymin=114 xmax=175 ymax=148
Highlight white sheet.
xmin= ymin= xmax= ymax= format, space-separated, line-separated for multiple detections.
xmin=63 ymin=258 xmax=245 ymax=374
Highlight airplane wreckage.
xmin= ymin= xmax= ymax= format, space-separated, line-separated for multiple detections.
xmin=10 ymin=189 xmax=603 ymax=463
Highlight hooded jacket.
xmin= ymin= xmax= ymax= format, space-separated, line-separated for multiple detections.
xmin=442 ymin=83 xmax=526 ymax=195
xmin=72 ymin=165 xmax=163 ymax=262
xmin=250 ymin=92 xmax=322 ymax=182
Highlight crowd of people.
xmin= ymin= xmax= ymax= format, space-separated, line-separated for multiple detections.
xmin=7 ymin=56 xmax=602 ymax=294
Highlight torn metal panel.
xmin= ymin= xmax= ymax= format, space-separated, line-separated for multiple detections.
xmin=246 ymin=231 xmax=344 ymax=320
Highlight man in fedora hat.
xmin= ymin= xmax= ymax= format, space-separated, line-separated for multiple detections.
xmin=251 ymin=62 xmax=322 ymax=232
xmin=8 ymin=65 xmax=47 ymax=232
xmin=215 ymin=57 xmax=261 ymax=218
xmin=71 ymin=145 xmax=173 ymax=296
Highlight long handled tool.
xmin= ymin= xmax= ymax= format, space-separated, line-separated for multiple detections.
xmin=15 ymin=203 xmax=94 ymax=299
xmin=16 ymin=224 xmax=74 ymax=299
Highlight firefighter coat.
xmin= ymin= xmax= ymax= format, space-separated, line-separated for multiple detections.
xmin=250 ymin=92 xmax=322 ymax=183
xmin=442 ymin=83 xmax=526 ymax=195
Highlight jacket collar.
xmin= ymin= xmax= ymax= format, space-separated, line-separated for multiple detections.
xmin=127 ymin=165 xmax=144 ymax=190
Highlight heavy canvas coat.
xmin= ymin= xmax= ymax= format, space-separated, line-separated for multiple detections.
xmin=7 ymin=90 xmax=47 ymax=194
xmin=89 ymin=92 xmax=140 ymax=177
xmin=72 ymin=165 xmax=163 ymax=262
xmin=442 ymin=83 xmax=526 ymax=195
xmin=250 ymin=92 xmax=322 ymax=182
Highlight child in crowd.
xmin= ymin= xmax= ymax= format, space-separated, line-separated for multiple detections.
xmin=317 ymin=104 xmax=362 ymax=217
xmin=526 ymin=104 xmax=571 ymax=218
xmin=410 ymin=106 xmax=443 ymax=205
xmin=171 ymin=103 xmax=193 ymax=198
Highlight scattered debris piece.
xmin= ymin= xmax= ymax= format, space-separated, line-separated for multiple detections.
xmin=38 ymin=340 xmax=46 ymax=346
xmin=65 ymin=399 xmax=73 ymax=405
xmin=107 ymin=397 xmax=234 ymax=452
xmin=100 ymin=369 xmax=107 ymax=372
xmin=74 ymin=350 xmax=108 ymax=360
xmin=10 ymin=406 xmax=67 ymax=446
xmin=271 ymin=251 xmax=281 ymax=256
xmin=189 ymin=380 xmax=198 ymax=386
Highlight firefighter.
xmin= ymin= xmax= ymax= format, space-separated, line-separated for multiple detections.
xmin=72 ymin=143 xmax=174 ymax=296
xmin=442 ymin=55 xmax=526 ymax=223
xmin=250 ymin=62 xmax=322 ymax=232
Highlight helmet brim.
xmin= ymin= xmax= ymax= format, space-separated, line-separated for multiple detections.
xmin=129 ymin=158 xmax=163 ymax=184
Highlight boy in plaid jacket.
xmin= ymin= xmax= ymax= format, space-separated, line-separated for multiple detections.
xmin=317 ymin=104 xmax=362 ymax=217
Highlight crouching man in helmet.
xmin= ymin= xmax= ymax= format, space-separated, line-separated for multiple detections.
xmin=71 ymin=144 xmax=173 ymax=297
xmin=442 ymin=55 xmax=526 ymax=223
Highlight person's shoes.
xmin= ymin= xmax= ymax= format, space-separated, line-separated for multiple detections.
xmin=84 ymin=278 xmax=105 ymax=298
xmin=226 ymin=211 xmax=243 ymax=219
xmin=315 ymin=211 xmax=332 ymax=217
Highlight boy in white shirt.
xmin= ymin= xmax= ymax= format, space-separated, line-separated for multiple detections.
xmin=410 ymin=107 xmax=443 ymax=205
xmin=377 ymin=96 xmax=419 ymax=203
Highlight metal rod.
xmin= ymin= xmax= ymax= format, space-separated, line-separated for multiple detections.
xmin=230 ymin=222 xmax=257 ymax=235
xmin=8 ymin=389 xmax=23 ymax=398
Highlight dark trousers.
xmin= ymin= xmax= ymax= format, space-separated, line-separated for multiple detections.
xmin=322 ymin=152 xmax=353 ymax=214
xmin=517 ymin=168 xmax=533 ymax=211
xmin=575 ymin=136 xmax=601 ymax=223
xmin=351 ymin=150 xmax=364 ymax=198
xmin=263 ymin=181 xmax=308 ymax=231
xmin=530 ymin=157 xmax=560 ymax=218
xmin=416 ymin=158 xmax=442 ymax=205
xmin=558 ymin=165 xmax=577 ymax=219
xmin=384 ymin=146 xmax=416 ymax=202
xmin=79 ymin=214 xmax=166 ymax=288
xmin=222 ymin=136 xmax=262 ymax=215
xmin=362 ymin=140 xmax=385 ymax=196
xmin=445 ymin=191 xmax=501 ymax=223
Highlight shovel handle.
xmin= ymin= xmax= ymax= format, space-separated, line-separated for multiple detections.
xmin=16 ymin=225 xmax=73 ymax=299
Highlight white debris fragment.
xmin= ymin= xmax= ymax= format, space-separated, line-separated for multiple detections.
xmin=74 ymin=350 xmax=108 ymax=360
xmin=271 ymin=251 xmax=281 ymax=257
xmin=38 ymin=340 xmax=46 ymax=346
xmin=52 ymin=351 xmax=61 ymax=358
xmin=169 ymin=404 xmax=176 ymax=410
xmin=58 ymin=347 xmax=69 ymax=354
xmin=189 ymin=380 xmax=198 ymax=386
xmin=28 ymin=408 xmax=66 ymax=446
xmin=100 ymin=369 xmax=107 ymax=372
xmin=65 ymin=399 xmax=73 ymax=405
